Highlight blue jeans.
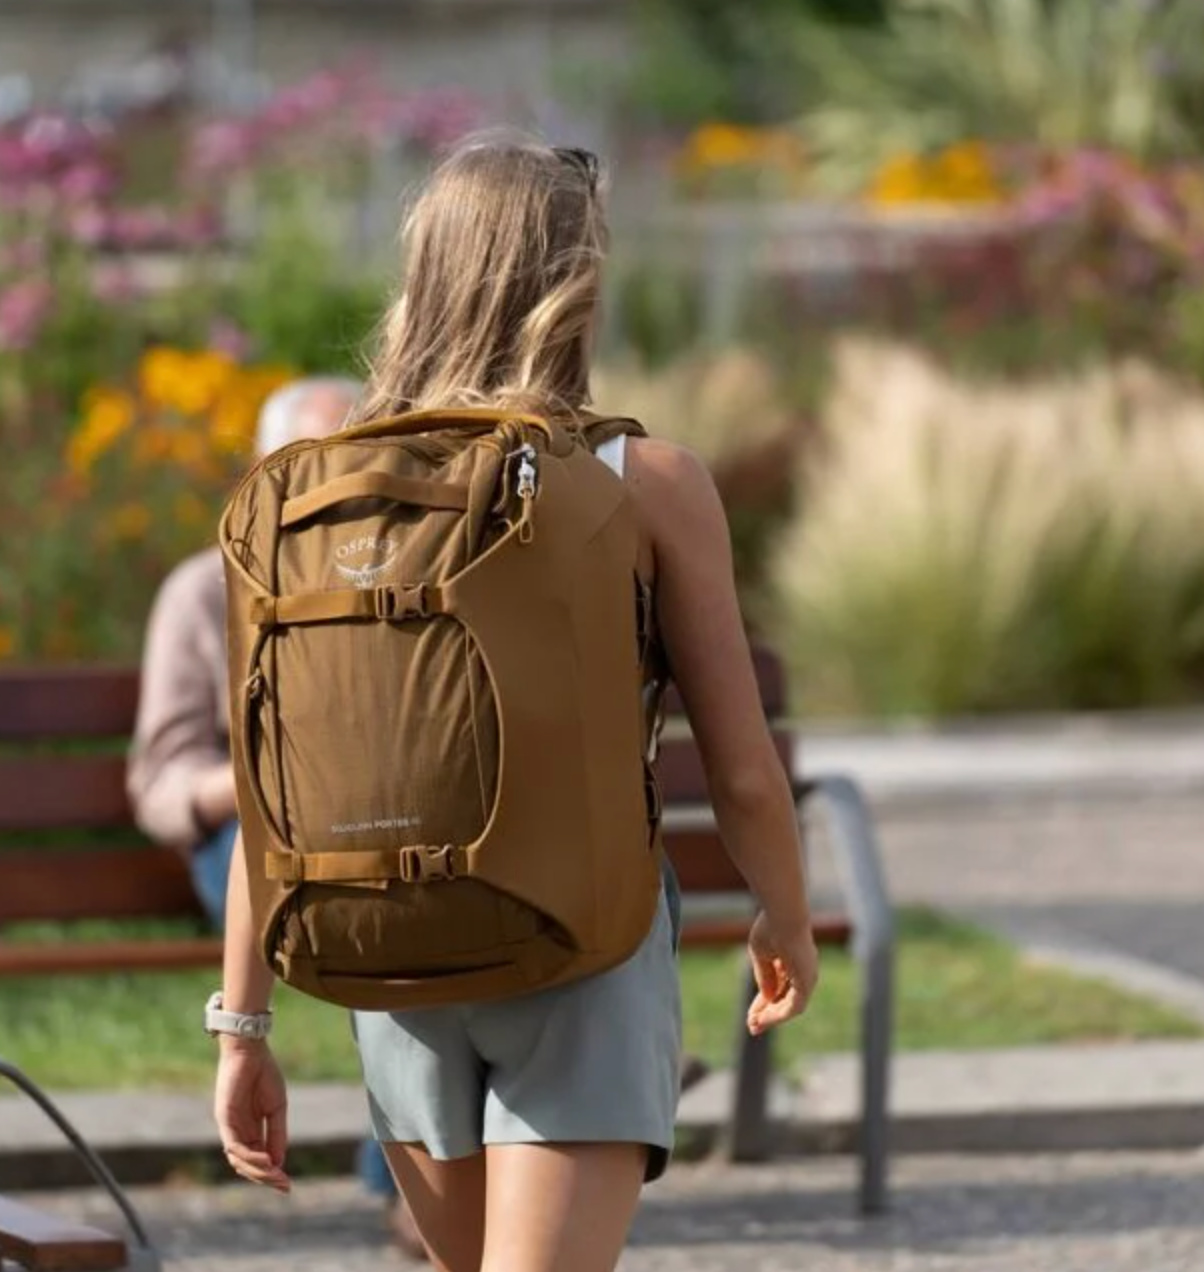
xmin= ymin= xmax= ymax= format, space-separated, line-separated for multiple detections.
xmin=190 ymin=820 xmax=239 ymax=931
xmin=192 ymin=819 xmax=395 ymax=1197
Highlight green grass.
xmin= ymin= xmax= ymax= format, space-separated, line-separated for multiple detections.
xmin=0 ymin=909 xmax=1197 ymax=1090
xmin=682 ymin=909 xmax=1202 ymax=1072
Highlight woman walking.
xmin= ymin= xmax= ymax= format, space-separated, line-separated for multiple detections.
xmin=210 ymin=138 xmax=819 ymax=1272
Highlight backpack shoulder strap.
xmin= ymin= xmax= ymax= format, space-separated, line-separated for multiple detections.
xmin=579 ymin=413 xmax=647 ymax=452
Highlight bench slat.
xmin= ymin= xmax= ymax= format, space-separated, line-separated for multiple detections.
xmin=664 ymin=829 xmax=748 ymax=892
xmin=682 ymin=914 xmax=852 ymax=948
xmin=0 ymin=757 xmax=132 ymax=832
xmin=0 ymin=938 xmax=222 ymax=977
xmin=0 ymin=666 xmax=139 ymax=742
xmin=656 ymin=730 xmax=792 ymax=805
xmin=0 ymin=1195 xmax=127 ymax=1272
xmin=0 ymin=847 xmax=202 ymax=924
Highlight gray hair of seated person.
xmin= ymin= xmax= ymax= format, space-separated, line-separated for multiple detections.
xmin=254 ymin=376 xmax=364 ymax=457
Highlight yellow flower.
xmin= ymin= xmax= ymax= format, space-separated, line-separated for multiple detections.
xmin=0 ymin=626 xmax=15 ymax=659
xmin=866 ymin=142 xmax=1003 ymax=207
xmin=243 ymin=363 xmax=295 ymax=402
xmin=108 ymin=502 xmax=152 ymax=542
xmin=209 ymin=388 xmax=259 ymax=455
xmin=211 ymin=364 xmax=295 ymax=455
xmin=677 ymin=122 xmax=807 ymax=186
xmin=867 ymin=153 xmax=928 ymax=205
xmin=138 ymin=346 xmax=237 ymax=416
xmin=66 ymin=387 xmax=137 ymax=476
xmin=709 ymin=124 xmax=762 ymax=165
xmin=139 ymin=346 xmax=183 ymax=408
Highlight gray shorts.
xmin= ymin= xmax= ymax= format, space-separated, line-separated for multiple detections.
xmin=351 ymin=887 xmax=683 ymax=1181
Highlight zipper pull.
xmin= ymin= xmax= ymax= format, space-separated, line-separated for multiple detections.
xmin=515 ymin=444 xmax=538 ymax=544
xmin=516 ymin=444 xmax=538 ymax=499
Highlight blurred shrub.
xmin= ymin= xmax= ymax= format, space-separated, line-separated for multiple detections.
xmin=603 ymin=262 xmax=708 ymax=370
xmin=796 ymin=0 xmax=1204 ymax=194
xmin=222 ymin=220 xmax=382 ymax=375
xmin=770 ymin=339 xmax=1204 ymax=717
xmin=593 ymin=345 xmax=793 ymax=474
xmin=613 ymin=0 xmax=882 ymax=129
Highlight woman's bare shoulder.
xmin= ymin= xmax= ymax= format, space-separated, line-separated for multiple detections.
xmin=624 ymin=436 xmax=716 ymax=511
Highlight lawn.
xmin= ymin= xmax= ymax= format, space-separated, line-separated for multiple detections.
xmin=0 ymin=909 xmax=1197 ymax=1090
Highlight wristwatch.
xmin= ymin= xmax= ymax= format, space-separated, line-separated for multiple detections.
xmin=203 ymin=991 xmax=273 ymax=1040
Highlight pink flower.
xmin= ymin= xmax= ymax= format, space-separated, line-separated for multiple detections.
xmin=370 ymin=88 xmax=485 ymax=152
xmin=0 ymin=278 xmax=52 ymax=350
xmin=174 ymin=205 xmax=222 ymax=247
xmin=260 ymin=69 xmax=350 ymax=133
xmin=91 ymin=265 xmax=140 ymax=305
xmin=57 ymin=161 xmax=116 ymax=205
xmin=189 ymin=120 xmax=261 ymax=177
xmin=107 ymin=206 xmax=173 ymax=249
xmin=67 ymin=205 xmax=110 ymax=247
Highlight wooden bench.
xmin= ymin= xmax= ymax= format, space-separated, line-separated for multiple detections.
xmin=0 ymin=1196 xmax=126 ymax=1272
xmin=0 ymin=653 xmax=893 ymax=1213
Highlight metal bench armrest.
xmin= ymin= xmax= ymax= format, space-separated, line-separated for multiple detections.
xmin=798 ymin=774 xmax=894 ymax=1214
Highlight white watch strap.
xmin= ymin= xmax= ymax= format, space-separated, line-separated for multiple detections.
xmin=204 ymin=991 xmax=272 ymax=1040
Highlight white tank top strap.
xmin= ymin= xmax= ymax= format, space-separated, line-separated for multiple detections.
xmin=595 ymin=433 xmax=626 ymax=478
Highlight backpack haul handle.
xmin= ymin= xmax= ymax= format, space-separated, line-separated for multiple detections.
xmin=345 ymin=407 xmax=571 ymax=453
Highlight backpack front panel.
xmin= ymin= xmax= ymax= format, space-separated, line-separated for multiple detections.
xmin=221 ymin=414 xmax=660 ymax=1008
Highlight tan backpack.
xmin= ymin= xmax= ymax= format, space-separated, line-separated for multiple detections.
xmin=219 ymin=408 xmax=665 ymax=1010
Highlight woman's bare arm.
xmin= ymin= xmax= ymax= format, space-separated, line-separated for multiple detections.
xmin=214 ymin=829 xmax=289 ymax=1190
xmin=222 ymin=829 xmax=276 ymax=1013
xmin=629 ymin=437 xmax=817 ymax=1026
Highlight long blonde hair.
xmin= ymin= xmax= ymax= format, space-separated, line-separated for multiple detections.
xmin=357 ymin=138 xmax=606 ymax=422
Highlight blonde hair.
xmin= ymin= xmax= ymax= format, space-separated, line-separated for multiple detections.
xmin=357 ymin=138 xmax=606 ymax=422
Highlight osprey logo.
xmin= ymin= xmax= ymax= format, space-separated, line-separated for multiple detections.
xmin=334 ymin=535 xmax=398 ymax=589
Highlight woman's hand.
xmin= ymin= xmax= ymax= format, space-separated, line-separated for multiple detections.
xmin=746 ymin=911 xmax=819 ymax=1036
xmin=214 ymin=1037 xmax=291 ymax=1192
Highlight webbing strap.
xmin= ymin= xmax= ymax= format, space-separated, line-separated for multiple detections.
xmin=249 ymin=584 xmax=446 ymax=628
xmin=267 ymin=844 xmax=470 ymax=884
xmin=280 ymin=471 xmax=469 ymax=528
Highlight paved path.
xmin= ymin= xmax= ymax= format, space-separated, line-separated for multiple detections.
xmin=803 ymin=786 xmax=1204 ymax=989
xmin=39 ymin=1152 xmax=1204 ymax=1271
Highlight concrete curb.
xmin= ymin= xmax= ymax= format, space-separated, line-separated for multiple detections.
xmin=7 ymin=1041 xmax=1204 ymax=1191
